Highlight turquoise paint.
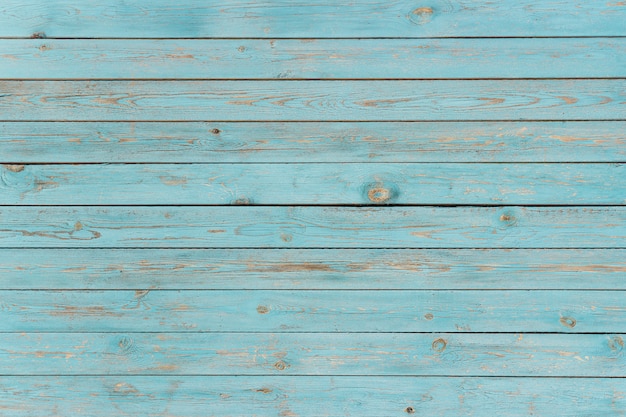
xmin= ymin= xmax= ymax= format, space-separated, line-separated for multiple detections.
xmin=2 ymin=121 xmax=625 ymax=163
xmin=1 ymin=248 xmax=623 ymax=290
xmin=3 ymin=333 xmax=625 ymax=376
xmin=1 ymin=1 xmax=625 ymax=38
xmin=0 ymin=206 xmax=624 ymax=248
xmin=2 ymin=290 xmax=626 ymax=333
xmin=2 ymin=39 xmax=625 ymax=79
xmin=1 ymin=80 xmax=624 ymax=121
xmin=1 ymin=0 xmax=625 ymax=415
xmin=1 ymin=163 xmax=623 ymax=205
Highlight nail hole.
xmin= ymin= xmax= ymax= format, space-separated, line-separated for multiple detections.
xmin=405 ymin=406 xmax=416 ymax=414
xmin=274 ymin=360 xmax=287 ymax=371
xmin=211 ymin=128 xmax=221 ymax=134
xmin=559 ymin=316 xmax=576 ymax=328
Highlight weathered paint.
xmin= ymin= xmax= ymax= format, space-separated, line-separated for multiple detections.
xmin=1 ymin=80 xmax=624 ymax=121
xmin=0 ymin=206 xmax=624 ymax=248
xmin=1 ymin=290 xmax=625 ymax=333
xmin=2 ymin=121 xmax=625 ymax=163
xmin=1 ymin=0 xmax=625 ymax=415
xmin=2 ymin=39 xmax=626 ymax=79
xmin=1 ymin=0 xmax=625 ymax=38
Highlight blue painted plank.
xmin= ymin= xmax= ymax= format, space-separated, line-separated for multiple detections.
xmin=2 ymin=249 xmax=624 ymax=290
xmin=2 ymin=163 xmax=623 ymax=205
xmin=2 ymin=122 xmax=625 ymax=163
xmin=1 ymin=80 xmax=623 ymax=121
xmin=2 ymin=333 xmax=625 ymax=376
xmin=2 ymin=290 xmax=624 ymax=332
xmin=2 ymin=39 xmax=626 ymax=79
xmin=2 ymin=1 xmax=626 ymax=38
xmin=0 ymin=376 xmax=623 ymax=416
xmin=0 ymin=206 xmax=623 ymax=248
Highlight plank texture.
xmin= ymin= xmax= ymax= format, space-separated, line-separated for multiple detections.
xmin=3 ymin=39 xmax=626 ymax=79
xmin=2 ymin=0 xmax=626 ymax=38
xmin=2 ymin=333 xmax=625 ymax=376
xmin=1 ymin=377 xmax=624 ymax=417
xmin=2 ymin=121 xmax=626 ymax=163
xmin=2 ymin=248 xmax=624 ymax=290
xmin=2 ymin=290 xmax=624 ymax=333
xmin=1 ymin=163 xmax=623 ymax=205
xmin=1 ymin=80 xmax=624 ymax=121
xmin=0 ymin=206 xmax=623 ymax=248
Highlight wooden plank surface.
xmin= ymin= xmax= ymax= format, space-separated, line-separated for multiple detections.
xmin=2 ymin=163 xmax=624 ymax=206
xmin=1 ymin=376 xmax=623 ymax=417
xmin=3 ymin=39 xmax=626 ymax=79
xmin=2 ymin=248 xmax=624 ymax=290
xmin=2 ymin=333 xmax=625 ymax=376
xmin=0 ymin=206 xmax=623 ymax=248
xmin=1 ymin=80 xmax=624 ymax=121
xmin=2 ymin=290 xmax=624 ymax=333
xmin=3 ymin=121 xmax=625 ymax=163
xmin=2 ymin=1 xmax=626 ymax=38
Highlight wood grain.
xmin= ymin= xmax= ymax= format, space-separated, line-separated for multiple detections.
xmin=3 ymin=39 xmax=626 ymax=79
xmin=1 ymin=376 xmax=623 ymax=416
xmin=3 ymin=333 xmax=625 ymax=376
xmin=2 ymin=248 xmax=624 ymax=290
xmin=0 ymin=206 xmax=623 ymax=248
xmin=2 ymin=290 xmax=625 ymax=333
xmin=2 ymin=163 xmax=623 ymax=206
xmin=1 ymin=80 xmax=623 ymax=121
xmin=3 ymin=121 xmax=625 ymax=163
xmin=1 ymin=0 xmax=625 ymax=38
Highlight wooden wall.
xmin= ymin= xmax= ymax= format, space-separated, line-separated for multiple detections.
xmin=1 ymin=1 xmax=625 ymax=415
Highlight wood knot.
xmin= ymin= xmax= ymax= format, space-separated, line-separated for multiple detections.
xmin=432 ymin=338 xmax=447 ymax=352
xmin=3 ymin=164 xmax=24 ymax=173
xmin=256 ymin=387 xmax=273 ymax=394
xmin=424 ymin=313 xmax=434 ymax=320
xmin=405 ymin=406 xmax=416 ymax=414
xmin=280 ymin=233 xmax=293 ymax=242
xmin=30 ymin=32 xmax=46 ymax=39
xmin=409 ymin=7 xmax=433 ymax=24
xmin=256 ymin=305 xmax=269 ymax=314
xmin=559 ymin=316 xmax=576 ymax=328
xmin=608 ymin=336 xmax=624 ymax=351
xmin=237 ymin=46 xmax=246 ymax=52
xmin=233 ymin=197 xmax=252 ymax=205
xmin=274 ymin=360 xmax=288 ymax=371
xmin=368 ymin=187 xmax=391 ymax=203
xmin=211 ymin=128 xmax=221 ymax=134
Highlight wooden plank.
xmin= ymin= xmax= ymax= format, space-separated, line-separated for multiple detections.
xmin=1 ymin=80 xmax=623 ymax=121
xmin=3 ymin=39 xmax=626 ymax=79
xmin=2 ymin=249 xmax=624 ymax=290
xmin=2 ymin=290 xmax=625 ymax=332
xmin=3 ymin=121 xmax=625 ymax=163
xmin=1 ymin=376 xmax=624 ymax=417
xmin=2 ymin=163 xmax=624 ymax=206
xmin=2 ymin=333 xmax=625 ymax=376
xmin=2 ymin=1 xmax=626 ymax=38
xmin=0 ymin=206 xmax=623 ymax=248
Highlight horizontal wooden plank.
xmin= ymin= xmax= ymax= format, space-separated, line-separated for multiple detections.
xmin=2 ymin=290 xmax=625 ymax=332
xmin=2 ymin=163 xmax=624 ymax=206
xmin=1 ymin=376 xmax=624 ymax=417
xmin=2 ymin=1 xmax=626 ymax=38
xmin=2 ymin=121 xmax=625 ymax=163
xmin=1 ymin=80 xmax=623 ymax=121
xmin=3 ymin=333 xmax=625 ymax=376
xmin=0 ymin=206 xmax=623 ymax=248
xmin=2 ymin=249 xmax=624 ymax=290
xmin=3 ymin=39 xmax=626 ymax=79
